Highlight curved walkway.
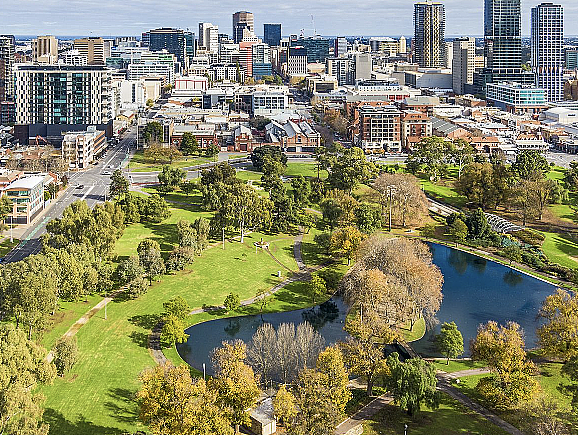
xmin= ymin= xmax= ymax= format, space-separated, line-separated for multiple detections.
xmin=149 ymin=229 xmax=323 ymax=365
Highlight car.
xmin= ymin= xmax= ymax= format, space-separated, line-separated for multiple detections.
xmin=76 ymin=184 xmax=84 ymax=189
xmin=102 ymin=171 xmax=111 ymax=175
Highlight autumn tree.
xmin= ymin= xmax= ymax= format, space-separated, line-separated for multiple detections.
xmin=0 ymin=324 xmax=56 ymax=435
xmin=273 ymin=385 xmax=297 ymax=426
xmin=537 ymin=289 xmax=578 ymax=361
xmin=210 ymin=340 xmax=260 ymax=433
xmin=435 ymin=322 xmax=464 ymax=364
xmin=456 ymin=162 xmax=512 ymax=210
xmin=137 ymin=364 xmax=233 ymax=435
xmin=329 ymin=226 xmax=362 ymax=265
xmin=386 ymin=353 xmax=439 ymax=416
xmin=470 ymin=321 xmax=539 ymax=408
xmin=374 ymin=173 xmax=428 ymax=229
xmin=316 ymin=346 xmax=351 ymax=414
xmin=288 ymin=369 xmax=341 ymax=435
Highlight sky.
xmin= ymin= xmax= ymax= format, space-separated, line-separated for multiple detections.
xmin=1 ymin=0 xmax=577 ymax=38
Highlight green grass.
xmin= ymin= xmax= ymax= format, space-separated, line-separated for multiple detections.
xmin=128 ymin=150 xmax=212 ymax=172
xmin=432 ymin=359 xmax=487 ymax=373
xmin=285 ymin=162 xmax=327 ymax=179
xmin=40 ymin=294 xmax=104 ymax=350
xmin=42 ymin=232 xmax=330 ymax=435
xmin=400 ymin=317 xmax=426 ymax=342
xmin=419 ymin=178 xmax=467 ymax=208
xmin=301 ymin=227 xmax=331 ymax=267
xmin=542 ymin=231 xmax=578 ymax=268
xmin=547 ymin=166 xmax=566 ymax=183
xmin=363 ymin=394 xmax=510 ymax=435
xmin=548 ymin=203 xmax=578 ymax=224
xmin=0 ymin=237 xmax=19 ymax=257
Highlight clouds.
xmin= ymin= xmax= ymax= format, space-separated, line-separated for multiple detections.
xmin=0 ymin=0 xmax=575 ymax=37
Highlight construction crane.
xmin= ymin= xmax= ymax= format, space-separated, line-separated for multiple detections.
xmin=34 ymin=135 xmax=50 ymax=146
xmin=300 ymin=15 xmax=318 ymax=38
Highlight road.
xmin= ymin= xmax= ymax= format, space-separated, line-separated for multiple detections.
xmin=3 ymin=128 xmax=136 ymax=264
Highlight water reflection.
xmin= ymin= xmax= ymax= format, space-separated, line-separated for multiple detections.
xmin=503 ymin=270 xmax=524 ymax=287
xmin=301 ymin=300 xmax=339 ymax=329
xmin=448 ymin=248 xmax=468 ymax=275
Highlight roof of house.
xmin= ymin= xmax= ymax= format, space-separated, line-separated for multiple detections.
xmin=4 ymin=175 xmax=45 ymax=190
xmin=250 ymin=398 xmax=275 ymax=425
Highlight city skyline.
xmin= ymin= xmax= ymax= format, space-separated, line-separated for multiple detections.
xmin=2 ymin=0 xmax=577 ymax=37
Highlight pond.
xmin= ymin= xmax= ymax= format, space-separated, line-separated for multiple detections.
xmin=177 ymin=243 xmax=556 ymax=373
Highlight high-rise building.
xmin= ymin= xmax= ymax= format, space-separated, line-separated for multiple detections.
xmin=414 ymin=1 xmax=446 ymax=68
xmin=74 ymin=37 xmax=105 ymax=65
xmin=252 ymin=43 xmax=272 ymax=79
xmin=291 ymin=37 xmax=331 ymax=63
xmin=567 ymin=51 xmax=578 ymax=70
xmin=32 ymin=35 xmax=58 ymax=64
xmin=14 ymin=65 xmax=113 ymax=125
xmin=334 ymin=37 xmax=348 ymax=57
xmin=198 ymin=23 xmax=219 ymax=53
xmin=233 ymin=11 xmax=254 ymax=43
xmin=0 ymin=36 xmax=15 ymax=100
xmin=288 ymin=46 xmax=308 ymax=75
xmin=452 ymin=37 xmax=476 ymax=94
xmin=148 ymin=28 xmax=186 ymax=66
xmin=264 ymin=24 xmax=282 ymax=47
xmin=482 ymin=0 xmax=533 ymax=86
xmin=184 ymin=32 xmax=196 ymax=60
xmin=531 ymin=3 xmax=564 ymax=102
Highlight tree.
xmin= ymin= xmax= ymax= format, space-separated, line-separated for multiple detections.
xmin=501 ymin=245 xmax=522 ymax=265
xmin=273 ymin=385 xmax=297 ymax=426
xmin=564 ymin=161 xmax=578 ymax=191
xmin=354 ymin=203 xmax=381 ymax=234
xmin=560 ymin=356 xmax=578 ymax=414
xmin=251 ymin=145 xmax=287 ymax=171
xmin=0 ymin=324 xmax=56 ymax=435
xmin=537 ymin=289 xmax=578 ymax=361
xmin=512 ymin=151 xmax=549 ymax=180
xmin=374 ymin=173 xmax=428 ymax=228
xmin=470 ymin=321 xmax=539 ymax=408
xmin=527 ymin=176 xmax=557 ymax=221
xmin=316 ymin=346 xmax=351 ymax=414
xmin=138 ymin=239 xmax=165 ymax=284
xmin=435 ymin=322 xmax=464 ymax=364
xmin=163 ymin=296 xmax=191 ymax=320
xmin=109 ymin=169 xmax=129 ymax=198
xmin=0 ymin=195 xmax=12 ymax=227
xmin=406 ymin=136 xmax=450 ymax=181
xmin=326 ymin=146 xmax=376 ymax=193
xmin=386 ymin=354 xmax=439 ymax=416
xmin=224 ymin=293 xmax=240 ymax=313
xmin=142 ymin=121 xmax=164 ymax=145
xmin=144 ymin=195 xmax=171 ymax=223
xmin=180 ymin=132 xmax=199 ymax=156
xmin=180 ymin=180 xmax=197 ymax=196
xmin=448 ymin=218 xmax=468 ymax=244
xmin=205 ymin=143 xmax=220 ymax=159
xmin=288 ymin=369 xmax=341 ymax=435
xmin=456 ymin=162 xmax=512 ymax=210
xmin=53 ymin=336 xmax=78 ymax=376
xmin=116 ymin=256 xmax=143 ymax=285
xmin=137 ymin=364 xmax=233 ymax=435
xmin=161 ymin=315 xmax=189 ymax=346
xmin=307 ymin=274 xmax=327 ymax=304
xmin=450 ymin=139 xmax=474 ymax=180
xmin=158 ymin=165 xmax=186 ymax=192
xmin=210 ymin=340 xmax=260 ymax=434
xmin=329 ymin=226 xmax=363 ymax=265
xmin=319 ymin=197 xmax=342 ymax=230
xmin=291 ymin=175 xmax=311 ymax=208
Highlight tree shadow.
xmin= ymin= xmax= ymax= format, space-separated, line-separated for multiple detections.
xmin=103 ymin=388 xmax=139 ymax=425
xmin=128 ymin=331 xmax=149 ymax=348
xmin=128 ymin=314 xmax=161 ymax=329
xmin=43 ymin=408 xmax=126 ymax=435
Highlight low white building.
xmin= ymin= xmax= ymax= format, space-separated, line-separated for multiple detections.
xmin=542 ymin=107 xmax=578 ymax=125
xmin=62 ymin=127 xmax=106 ymax=168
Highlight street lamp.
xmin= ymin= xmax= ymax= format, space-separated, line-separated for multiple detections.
xmin=404 ymin=424 xmax=408 ymax=435
xmin=9 ymin=215 xmax=13 ymax=243
xmin=222 ymin=227 xmax=225 ymax=250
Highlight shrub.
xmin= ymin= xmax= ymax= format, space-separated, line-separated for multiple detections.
xmin=513 ymin=229 xmax=545 ymax=247
xmin=166 ymin=246 xmax=195 ymax=272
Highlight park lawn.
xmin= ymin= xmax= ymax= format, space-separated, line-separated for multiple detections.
xmin=267 ymin=236 xmax=299 ymax=271
xmin=549 ymin=203 xmax=578 ymax=224
xmin=41 ymin=233 xmax=310 ymax=434
xmin=363 ymin=394 xmax=510 ymax=435
xmin=285 ymin=162 xmax=327 ymax=179
xmin=0 ymin=237 xmax=19 ymax=257
xmin=235 ymin=168 xmax=263 ymax=182
xmin=547 ymin=166 xmax=566 ymax=183
xmin=541 ymin=231 xmax=578 ymax=269
xmin=399 ymin=317 xmax=426 ymax=342
xmin=420 ymin=178 xmax=467 ymax=208
xmin=40 ymin=294 xmax=104 ymax=350
xmin=301 ymin=227 xmax=331 ymax=267
xmin=128 ymin=150 xmax=212 ymax=172
xmin=432 ymin=359 xmax=487 ymax=373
